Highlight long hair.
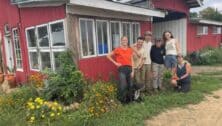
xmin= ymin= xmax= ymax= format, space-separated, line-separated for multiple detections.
xmin=162 ymin=31 xmax=174 ymax=44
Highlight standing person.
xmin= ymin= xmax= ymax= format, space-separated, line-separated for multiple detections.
xmin=150 ymin=39 xmax=165 ymax=92
xmin=142 ymin=31 xmax=153 ymax=94
xmin=107 ymin=36 xmax=134 ymax=103
xmin=163 ymin=31 xmax=181 ymax=71
xmin=132 ymin=37 xmax=146 ymax=100
xmin=171 ymin=54 xmax=192 ymax=93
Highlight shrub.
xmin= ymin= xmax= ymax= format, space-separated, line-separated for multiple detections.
xmin=26 ymin=97 xmax=63 ymax=123
xmin=81 ymin=81 xmax=119 ymax=119
xmin=43 ymin=51 xmax=85 ymax=105
xmin=186 ymin=47 xmax=222 ymax=65
xmin=0 ymin=86 xmax=39 ymax=111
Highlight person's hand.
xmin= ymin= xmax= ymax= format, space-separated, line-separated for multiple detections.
xmin=138 ymin=64 xmax=143 ymax=69
xmin=130 ymin=72 xmax=134 ymax=78
xmin=115 ymin=62 xmax=122 ymax=67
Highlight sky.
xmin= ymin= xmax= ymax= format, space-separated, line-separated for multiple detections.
xmin=191 ymin=0 xmax=222 ymax=12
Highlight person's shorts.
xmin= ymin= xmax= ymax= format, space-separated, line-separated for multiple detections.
xmin=164 ymin=55 xmax=177 ymax=69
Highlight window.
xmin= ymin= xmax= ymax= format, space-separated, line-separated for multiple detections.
xmin=212 ymin=26 xmax=221 ymax=34
xmin=79 ymin=19 xmax=96 ymax=57
xmin=12 ymin=28 xmax=23 ymax=70
xmin=96 ymin=20 xmax=109 ymax=55
xmin=122 ymin=22 xmax=132 ymax=44
xmin=132 ymin=23 xmax=140 ymax=43
xmin=26 ymin=20 xmax=66 ymax=71
xmin=110 ymin=21 xmax=120 ymax=50
xmin=79 ymin=18 xmax=140 ymax=58
xmin=197 ymin=26 xmax=208 ymax=35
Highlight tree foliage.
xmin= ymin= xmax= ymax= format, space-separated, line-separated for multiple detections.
xmin=199 ymin=7 xmax=222 ymax=21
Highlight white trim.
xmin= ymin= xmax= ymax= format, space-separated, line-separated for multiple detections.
xmin=199 ymin=20 xmax=222 ymax=26
xmin=69 ymin=0 xmax=165 ymax=18
xmin=212 ymin=26 xmax=222 ymax=34
xmin=36 ymin=24 xmax=50 ymax=48
xmin=197 ymin=26 xmax=208 ymax=35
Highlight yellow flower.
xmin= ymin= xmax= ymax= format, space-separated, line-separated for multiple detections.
xmin=58 ymin=106 xmax=62 ymax=111
xmin=50 ymin=113 xmax=55 ymax=117
xmin=41 ymin=115 xmax=45 ymax=118
xmin=30 ymin=116 xmax=35 ymax=121
xmin=36 ymin=105 xmax=40 ymax=109
xmin=30 ymin=105 xmax=35 ymax=110
xmin=57 ymin=113 xmax=61 ymax=116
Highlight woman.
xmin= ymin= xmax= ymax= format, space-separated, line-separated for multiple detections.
xmin=150 ymin=39 xmax=165 ymax=92
xmin=107 ymin=36 xmax=134 ymax=103
xmin=163 ymin=31 xmax=181 ymax=70
xmin=171 ymin=54 xmax=192 ymax=93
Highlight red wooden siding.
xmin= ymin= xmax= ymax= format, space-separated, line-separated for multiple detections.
xmin=0 ymin=1 xmax=66 ymax=83
xmin=187 ymin=23 xmax=221 ymax=53
xmin=152 ymin=0 xmax=189 ymax=15
xmin=140 ymin=21 xmax=152 ymax=36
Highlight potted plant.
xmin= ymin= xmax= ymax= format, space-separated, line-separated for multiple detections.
xmin=5 ymin=66 xmax=16 ymax=88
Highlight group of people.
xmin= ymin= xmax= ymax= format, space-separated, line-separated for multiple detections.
xmin=107 ymin=31 xmax=192 ymax=103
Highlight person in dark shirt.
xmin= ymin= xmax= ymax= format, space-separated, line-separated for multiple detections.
xmin=150 ymin=39 xmax=165 ymax=92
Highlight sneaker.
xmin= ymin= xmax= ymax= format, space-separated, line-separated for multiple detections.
xmin=134 ymin=90 xmax=140 ymax=100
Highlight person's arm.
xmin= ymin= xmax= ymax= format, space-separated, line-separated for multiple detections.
xmin=131 ymin=44 xmax=141 ymax=58
xmin=175 ymin=39 xmax=181 ymax=55
xmin=179 ymin=63 xmax=191 ymax=80
xmin=107 ymin=51 xmax=121 ymax=67
xmin=131 ymin=55 xmax=135 ymax=78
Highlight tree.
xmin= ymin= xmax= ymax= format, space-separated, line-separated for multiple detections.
xmin=199 ymin=7 xmax=222 ymax=21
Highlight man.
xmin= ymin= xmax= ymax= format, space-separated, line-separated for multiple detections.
xmin=107 ymin=36 xmax=134 ymax=103
xmin=150 ymin=39 xmax=165 ymax=92
xmin=142 ymin=31 xmax=153 ymax=94
xmin=132 ymin=37 xmax=146 ymax=100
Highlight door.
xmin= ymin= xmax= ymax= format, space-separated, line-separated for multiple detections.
xmin=4 ymin=36 xmax=14 ymax=72
xmin=153 ymin=18 xmax=187 ymax=55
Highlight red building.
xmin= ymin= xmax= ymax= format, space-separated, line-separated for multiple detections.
xmin=0 ymin=0 xmax=221 ymax=83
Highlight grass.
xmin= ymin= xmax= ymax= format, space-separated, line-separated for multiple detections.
xmin=0 ymin=74 xmax=222 ymax=126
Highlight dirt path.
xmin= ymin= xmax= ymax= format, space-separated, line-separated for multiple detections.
xmin=145 ymin=88 xmax=222 ymax=126
xmin=145 ymin=66 xmax=222 ymax=126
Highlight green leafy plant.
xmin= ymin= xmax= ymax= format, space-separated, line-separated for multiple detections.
xmin=42 ymin=51 xmax=85 ymax=105
xmin=81 ymin=81 xmax=119 ymax=119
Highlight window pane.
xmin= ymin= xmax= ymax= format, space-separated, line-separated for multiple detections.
xmin=132 ymin=23 xmax=140 ymax=44
xmin=96 ymin=21 xmax=108 ymax=54
xmin=87 ymin=20 xmax=95 ymax=56
xmin=54 ymin=52 xmax=63 ymax=70
xmin=38 ymin=26 xmax=49 ymax=47
xmin=27 ymin=29 xmax=37 ymax=47
xmin=29 ymin=52 xmax=39 ymax=69
xmin=80 ymin=20 xmax=88 ymax=56
xmin=50 ymin=22 xmax=65 ymax=46
xmin=41 ymin=52 xmax=51 ymax=70
xmin=13 ymin=29 xmax=23 ymax=69
xmin=110 ymin=22 xmax=120 ymax=50
xmin=122 ymin=23 xmax=131 ymax=44
xmin=80 ymin=19 xmax=95 ymax=57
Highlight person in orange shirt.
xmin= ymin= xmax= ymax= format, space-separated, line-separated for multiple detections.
xmin=107 ymin=36 xmax=134 ymax=103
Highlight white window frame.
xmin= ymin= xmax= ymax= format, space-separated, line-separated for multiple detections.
xmin=96 ymin=19 xmax=110 ymax=56
xmin=132 ymin=22 xmax=141 ymax=44
xmin=110 ymin=21 xmax=121 ymax=50
xmin=12 ymin=28 xmax=23 ymax=71
xmin=121 ymin=22 xmax=132 ymax=45
xmin=25 ymin=19 xmax=67 ymax=71
xmin=79 ymin=18 xmax=97 ymax=58
xmin=197 ymin=26 xmax=208 ymax=35
xmin=212 ymin=26 xmax=222 ymax=34
xmin=49 ymin=19 xmax=67 ymax=48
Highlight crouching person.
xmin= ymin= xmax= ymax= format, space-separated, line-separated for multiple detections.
xmin=151 ymin=39 xmax=165 ymax=92
xmin=107 ymin=36 xmax=134 ymax=103
xmin=171 ymin=54 xmax=192 ymax=93
xmin=132 ymin=37 xmax=146 ymax=101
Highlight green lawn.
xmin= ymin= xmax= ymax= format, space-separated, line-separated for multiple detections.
xmin=0 ymin=74 xmax=222 ymax=126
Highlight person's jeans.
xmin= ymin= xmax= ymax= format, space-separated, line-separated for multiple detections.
xmin=164 ymin=55 xmax=177 ymax=69
xmin=118 ymin=66 xmax=133 ymax=103
xmin=152 ymin=63 xmax=164 ymax=89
